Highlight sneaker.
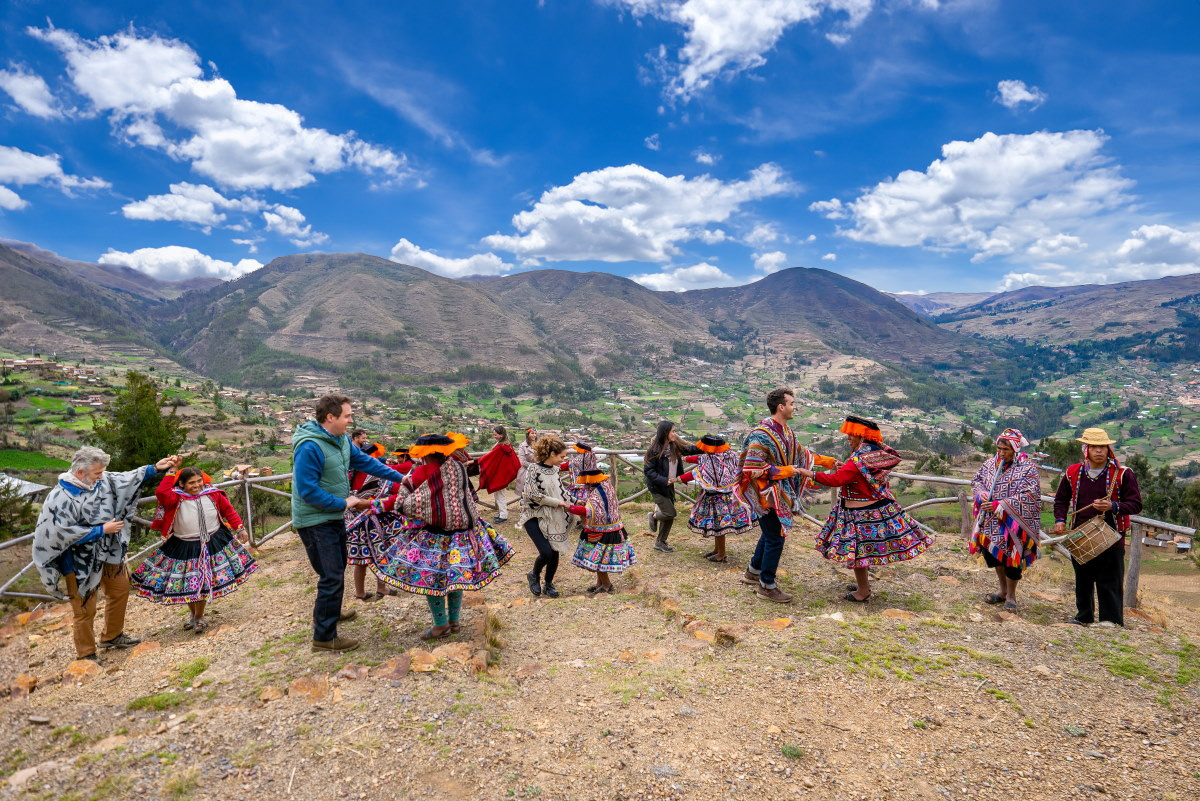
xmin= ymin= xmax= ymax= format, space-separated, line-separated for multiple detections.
xmin=526 ymin=571 xmax=543 ymax=597
xmin=1066 ymin=616 xmax=1092 ymax=626
xmin=653 ymin=541 xmax=675 ymax=553
xmin=647 ymin=511 xmax=656 ymax=534
xmin=98 ymin=632 xmax=141 ymax=649
xmin=756 ymin=586 xmax=794 ymax=604
xmin=543 ymin=583 xmax=560 ymax=599
xmin=739 ymin=570 xmax=760 ymax=586
xmin=312 ymin=636 xmax=360 ymax=652
xmin=79 ymin=653 xmax=99 ymax=663
xmin=339 ymin=609 xmax=358 ymax=622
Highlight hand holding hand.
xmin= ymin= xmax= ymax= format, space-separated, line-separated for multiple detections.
xmin=154 ymin=455 xmax=177 ymax=472
xmin=102 ymin=519 xmax=124 ymax=535
xmin=345 ymin=495 xmax=369 ymax=512
xmin=797 ymin=468 xmax=815 ymax=479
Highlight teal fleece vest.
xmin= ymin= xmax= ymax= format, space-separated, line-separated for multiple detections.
xmin=291 ymin=421 xmax=352 ymax=529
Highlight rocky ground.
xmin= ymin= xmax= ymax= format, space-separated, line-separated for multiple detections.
xmin=1 ymin=505 xmax=1198 ymax=801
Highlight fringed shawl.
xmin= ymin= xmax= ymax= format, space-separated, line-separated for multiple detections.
xmin=969 ymin=453 xmax=1041 ymax=568
xmin=397 ymin=458 xmax=478 ymax=533
xmin=847 ymin=443 xmax=903 ymax=502
xmin=581 ymin=480 xmax=624 ymax=535
xmin=32 ymin=466 xmax=150 ymax=598
xmin=478 ymin=443 xmax=520 ymax=493
xmin=695 ymin=450 xmax=741 ymax=494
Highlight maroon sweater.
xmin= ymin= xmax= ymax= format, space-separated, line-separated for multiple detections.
xmin=1053 ymin=463 xmax=1142 ymax=538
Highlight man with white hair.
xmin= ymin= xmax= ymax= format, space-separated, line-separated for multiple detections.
xmin=33 ymin=446 xmax=177 ymax=662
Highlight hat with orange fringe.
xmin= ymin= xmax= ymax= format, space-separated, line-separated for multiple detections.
xmin=696 ymin=434 xmax=729 ymax=454
xmin=409 ymin=432 xmax=469 ymax=458
xmin=576 ymin=469 xmax=610 ymax=484
xmin=572 ymin=441 xmax=594 ymax=453
xmin=839 ymin=415 xmax=883 ymax=442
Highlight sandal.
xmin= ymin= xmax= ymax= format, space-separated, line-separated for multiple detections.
xmin=703 ymin=550 xmax=717 ymax=558
xmin=595 ymin=584 xmax=615 ymax=594
xmin=193 ymin=618 xmax=209 ymax=634
xmin=984 ymin=593 xmax=1006 ymax=605
xmin=586 ymin=585 xmax=602 ymax=595
xmin=843 ymin=591 xmax=872 ymax=603
xmin=706 ymin=553 xmax=728 ymax=562
xmin=1003 ymin=600 xmax=1018 ymax=612
xmin=449 ymin=622 xmax=461 ymax=633
xmin=183 ymin=619 xmax=195 ymax=631
xmin=420 ymin=626 xmax=452 ymax=641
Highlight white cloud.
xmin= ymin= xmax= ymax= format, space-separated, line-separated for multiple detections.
xmin=753 ymin=250 xmax=788 ymax=273
xmin=0 ymin=145 xmax=108 ymax=210
xmin=805 ymin=233 xmax=817 ymax=242
xmin=389 ymin=238 xmax=514 ymax=278
xmin=31 ymin=26 xmax=416 ymax=191
xmin=0 ymin=66 xmax=61 ymax=118
xmin=122 ymin=182 xmax=264 ymax=229
xmin=98 ymin=245 xmax=263 ymax=281
xmin=1026 ymin=233 xmax=1085 ymax=260
xmin=998 ymin=224 xmax=1200 ymax=290
xmin=483 ymin=162 xmax=794 ymax=263
xmin=644 ymin=133 xmax=661 ymax=150
xmin=262 ymin=205 xmax=328 ymax=247
xmin=745 ymin=222 xmax=781 ymax=246
xmin=604 ymin=0 xmax=892 ymax=100
xmin=693 ymin=148 xmax=719 ymax=165
xmin=0 ymin=186 xmax=26 ymax=210
xmin=631 ymin=262 xmax=736 ymax=292
xmin=996 ymin=79 xmax=1046 ymax=111
xmin=232 ymin=237 xmax=261 ymax=254
xmin=811 ymin=130 xmax=1134 ymax=264
xmin=821 ymin=252 xmax=837 ymax=261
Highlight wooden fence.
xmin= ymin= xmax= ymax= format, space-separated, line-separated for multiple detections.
xmin=2 ymin=453 xmax=1194 ymax=609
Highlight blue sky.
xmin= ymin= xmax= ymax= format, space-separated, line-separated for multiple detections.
xmin=2 ymin=0 xmax=1198 ymax=294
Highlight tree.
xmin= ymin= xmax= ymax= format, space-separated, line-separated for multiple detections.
xmin=92 ymin=371 xmax=188 ymax=470
xmin=0 ymin=481 xmax=37 ymax=543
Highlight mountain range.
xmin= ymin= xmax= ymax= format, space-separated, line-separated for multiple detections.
xmin=2 ymin=239 xmax=1198 ymax=389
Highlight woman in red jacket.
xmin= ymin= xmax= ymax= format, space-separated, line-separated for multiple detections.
xmin=132 ymin=467 xmax=257 ymax=633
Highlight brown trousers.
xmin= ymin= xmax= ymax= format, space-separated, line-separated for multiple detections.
xmin=64 ymin=562 xmax=130 ymax=658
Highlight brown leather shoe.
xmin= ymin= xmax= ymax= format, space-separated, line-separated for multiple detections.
xmin=312 ymin=636 xmax=360 ymax=652
xmin=339 ymin=609 xmax=358 ymax=622
xmin=756 ymin=586 xmax=793 ymax=603
xmin=739 ymin=570 xmax=760 ymax=586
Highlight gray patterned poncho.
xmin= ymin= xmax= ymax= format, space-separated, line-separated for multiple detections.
xmin=32 ymin=466 xmax=151 ymax=599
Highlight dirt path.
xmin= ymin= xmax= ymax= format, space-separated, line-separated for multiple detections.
xmin=2 ymin=516 xmax=1198 ymax=800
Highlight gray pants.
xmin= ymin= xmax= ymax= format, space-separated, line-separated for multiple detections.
xmin=650 ymin=490 xmax=677 ymax=544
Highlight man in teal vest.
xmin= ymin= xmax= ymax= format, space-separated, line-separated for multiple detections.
xmin=292 ymin=394 xmax=406 ymax=652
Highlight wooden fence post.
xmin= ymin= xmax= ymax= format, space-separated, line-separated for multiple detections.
xmin=1125 ymin=521 xmax=1143 ymax=609
xmin=957 ymin=489 xmax=972 ymax=538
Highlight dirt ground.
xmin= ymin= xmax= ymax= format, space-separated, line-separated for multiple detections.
xmin=2 ymin=505 xmax=1198 ymax=801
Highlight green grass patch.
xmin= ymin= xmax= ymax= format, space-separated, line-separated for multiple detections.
xmin=176 ymin=658 xmax=210 ymax=684
xmin=127 ymin=691 xmax=187 ymax=712
xmin=0 ymin=449 xmax=69 ymax=470
xmin=780 ymin=744 xmax=805 ymax=759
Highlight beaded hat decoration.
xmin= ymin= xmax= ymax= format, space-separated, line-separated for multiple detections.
xmin=839 ymin=414 xmax=883 ymax=442
xmin=409 ymin=432 xmax=470 ymax=458
xmin=696 ymin=434 xmax=729 ymax=454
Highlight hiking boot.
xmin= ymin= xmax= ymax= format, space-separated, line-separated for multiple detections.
xmin=526 ymin=571 xmax=543 ymax=597
xmin=756 ymin=586 xmax=793 ymax=604
xmin=646 ymin=511 xmax=656 ymax=534
xmin=653 ymin=541 xmax=675 ymax=553
xmin=1066 ymin=616 xmax=1091 ymax=626
xmin=339 ymin=608 xmax=358 ymax=622
xmin=98 ymin=632 xmax=141 ymax=649
xmin=312 ymin=636 xmax=360 ymax=652
xmin=739 ymin=570 xmax=760 ymax=586
xmin=543 ymin=583 xmax=560 ymax=599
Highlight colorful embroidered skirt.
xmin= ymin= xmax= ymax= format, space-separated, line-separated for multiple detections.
xmin=687 ymin=491 xmax=754 ymax=537
xmin=814 ymin=501 xmax=933 ymax=568
xmin=369 ymin=520 xmax=514 ymax=596
xmin=571 ymin=528 xmax=636 ymax=573
xmin=131 ymin=527 xmax=257 ymax=605
xmin=345 ymin=509 xmax=423 ymax=566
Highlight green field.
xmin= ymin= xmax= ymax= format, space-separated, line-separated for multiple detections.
xmin=0 ymin=450 xmax=69 ymax=470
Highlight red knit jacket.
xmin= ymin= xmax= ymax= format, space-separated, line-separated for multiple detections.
xmin=151 ymin=472 xmax=244 ymax=539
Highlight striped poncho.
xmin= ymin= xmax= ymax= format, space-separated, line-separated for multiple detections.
xmin=969 ymin=453 xmax=1042 ymax=568
xmin=737 ymin=418 xmax=834 ymax=529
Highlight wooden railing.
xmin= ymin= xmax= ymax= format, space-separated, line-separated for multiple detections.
xmin=2 ymin=456 xmax=1193 ymax=609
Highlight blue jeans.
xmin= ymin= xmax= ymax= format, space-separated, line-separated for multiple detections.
xmin=296 ymin=519 xmax=347 ymax=641
xmin=749 ymin=511 xmax=785 ymax=588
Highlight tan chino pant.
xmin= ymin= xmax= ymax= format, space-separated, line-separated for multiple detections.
xmin=64 ymin=562 xmax=130 ymax=658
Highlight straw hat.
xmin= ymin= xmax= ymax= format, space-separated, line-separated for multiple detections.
xmin=1076 ymin=427 xmax=1117 ymax=446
